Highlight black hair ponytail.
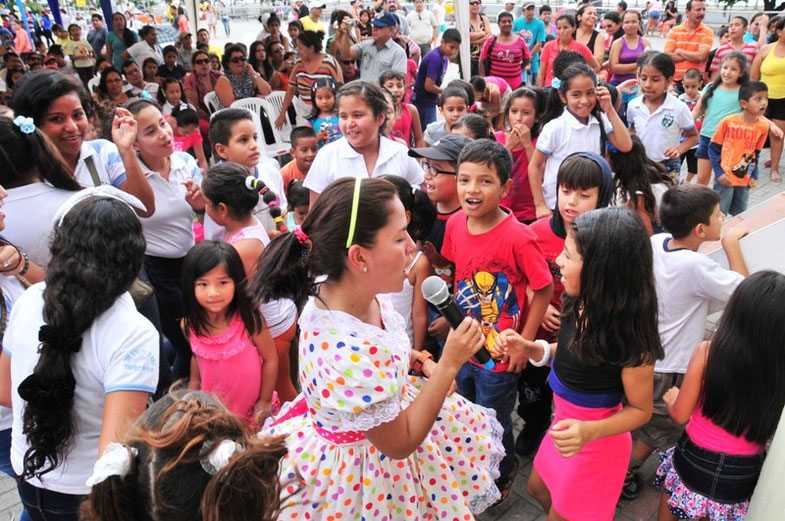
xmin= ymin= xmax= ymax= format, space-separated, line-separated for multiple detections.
xmin=246 ymin=176 xmax=287 ymax=232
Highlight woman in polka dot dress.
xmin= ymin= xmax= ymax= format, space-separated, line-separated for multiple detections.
xmin=256 ymin=178 xmax=505 ymax=520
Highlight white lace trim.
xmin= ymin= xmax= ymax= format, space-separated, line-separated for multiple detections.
xmin=467 ymin=403 xmax=506 ymax=514
xmin=331 ymin=396 xmax=402 ymax=432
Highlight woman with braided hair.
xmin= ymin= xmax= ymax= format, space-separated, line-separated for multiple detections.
xmin=0 ymin=193 xmax=160 ymax=521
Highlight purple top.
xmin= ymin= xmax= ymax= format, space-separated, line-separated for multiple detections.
xmin=413 ymin=47 xmax=448 ymax=106
xmin=610 ymin=36 xmax=644 ymax=86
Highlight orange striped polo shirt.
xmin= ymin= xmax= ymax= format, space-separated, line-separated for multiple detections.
xmin=664 ymin=22 xmax=715 ymax=80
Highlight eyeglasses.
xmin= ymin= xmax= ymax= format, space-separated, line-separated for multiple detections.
xmin=194 ymin=58 xmax=210 ymax=65
xmin=342 ymin=59 xmax=356 ymax=65
xmin=229 ymin=55 xmax=247 ymax=63
xmin=422 ymin=161 xmax=456 ymax=176
xmin=469 ymin=1 xmax=480 ymax=5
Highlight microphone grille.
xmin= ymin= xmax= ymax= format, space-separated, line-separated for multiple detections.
xmin=421 ymin=275 xmax=449 ymax=306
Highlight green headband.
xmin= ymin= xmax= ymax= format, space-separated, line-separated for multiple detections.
xmin=345 ymin=177 xmax=362 ymax=249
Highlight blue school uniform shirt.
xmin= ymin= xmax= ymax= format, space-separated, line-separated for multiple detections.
xmin=310 ymin=114 xmax=342 ymax=148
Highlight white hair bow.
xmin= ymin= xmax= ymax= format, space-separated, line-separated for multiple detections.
xmin=85 ymin=442 xmax=138 ymax=487
xmin=201 ymin=439 xmax=243 ymax=475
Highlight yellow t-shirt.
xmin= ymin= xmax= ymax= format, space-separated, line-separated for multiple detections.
xmin=63 ymin=38 xmax=93 ymax=68
xmin=301 ymin=17 xmax=326 ymax=34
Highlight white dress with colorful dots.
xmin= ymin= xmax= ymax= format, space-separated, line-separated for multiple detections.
xmin=264 ymin=296 xmax=505 ymax=520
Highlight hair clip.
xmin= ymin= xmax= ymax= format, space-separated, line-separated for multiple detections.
xmin=293 ymin=226 xmax=310 ymax=245
xmin=85 ymin=443 xmax=138 ymax=487
xmin=13 ymin=115 xmax=35 ymax=135
xmin=200 ymin=439 xmax=243 ymax=475
xmin=551 ymin=78 xmax=562 ymax=89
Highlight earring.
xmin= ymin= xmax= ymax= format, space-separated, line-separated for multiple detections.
xmin=362 ymin=266 xmax=368 ymax=272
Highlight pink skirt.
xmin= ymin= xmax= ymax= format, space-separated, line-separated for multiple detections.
xmin=534 ymin=393 xmax=631 ymax=520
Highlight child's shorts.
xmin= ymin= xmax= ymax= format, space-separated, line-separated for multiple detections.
xmin=633 ymin=372 xmax=685 ymax=450
xmin=680 ymin=148 xmax=697 ymax=174
xmin=696 ymin=135 xmax=711 ymax=160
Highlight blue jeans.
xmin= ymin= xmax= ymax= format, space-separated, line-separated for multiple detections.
xmin=455 ymin=363 xmax=518 ymax=478
xmin=412 ymin=96 xmax=437 ymax=131
xmin=714 ymin=183 xmax=750 ymax=216
xmin=17 ymin=481 xmax=82 ymax=521
xmin=222 ymin=17 xmax=230 ymax=35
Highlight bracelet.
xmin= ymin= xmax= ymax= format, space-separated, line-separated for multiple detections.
xmin=18 ymin=252 xmax=29 ymax=276
xmin=529 ymin=339 xmax=551 ymax=367
xmin=412 ymin=350 xmax=433 ymax=375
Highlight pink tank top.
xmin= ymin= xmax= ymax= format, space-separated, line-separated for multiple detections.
xmin=391 ymin=103 xmax=413 ymax=146
xmin=686 ymin=407 xmax=764 ymax=456
xmin=189 ymin=314 xmax=262 ymax=422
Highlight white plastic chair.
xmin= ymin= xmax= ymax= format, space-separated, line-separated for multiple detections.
xmin=231 ymin=98 xmax=291 ymax=159
xmin=203 ymin=91 xmax=221 ymax=115
xmin=264 ymin=91 xmax=295 ymax=142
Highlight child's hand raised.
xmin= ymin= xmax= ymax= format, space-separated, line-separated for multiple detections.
xmin=183 ymin=179 xmax=205 ymax=211
xmin=616 ymin=79 xmax=639 ymax=96
xmin=596 ymin=85 xmax=614 ymax=114
xmin=550 ymin=418 xmax=595 ymax=458
xmin=663 ymin=386 xmax=680 ymax=407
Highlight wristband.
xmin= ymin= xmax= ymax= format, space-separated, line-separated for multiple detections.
xmin=412 ymin=350 xmax=433 ymax=375
xmin=529 ymin=339 xmax=551 ymax=367
xmin=18 ymin=252 xmax=29 ymax=276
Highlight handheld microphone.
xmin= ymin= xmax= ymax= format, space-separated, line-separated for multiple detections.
xmin=421 ymin=275 xmax=496 ymax=370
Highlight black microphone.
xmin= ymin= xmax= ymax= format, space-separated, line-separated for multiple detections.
xmin=421 ymin=275 xmax=496 ymax=370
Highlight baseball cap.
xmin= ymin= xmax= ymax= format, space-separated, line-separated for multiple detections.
xmin=372 ymin=12 xmax=398 ymax=27
xmin=524 ymin=2 xmax=536 ymax=8
xmin=408 ymin=134 xmax=472 ymax=163
xmin=309 ymin=1 xmax=326 ymax=9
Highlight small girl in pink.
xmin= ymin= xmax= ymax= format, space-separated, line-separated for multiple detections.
xmin=181 ymin=240 xmax=278 ymax=429
xmin=655 ymin=271 xmax=785 ymax=521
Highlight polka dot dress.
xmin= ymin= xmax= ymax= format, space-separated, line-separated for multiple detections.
xmin=264 ymin=296 xmax=505 ymax=520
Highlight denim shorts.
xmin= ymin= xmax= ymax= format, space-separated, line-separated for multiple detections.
xmin=672 ymin=433 xmax=764 ymax=503
xmin=696 ymin=134 xmax=711 ymax=160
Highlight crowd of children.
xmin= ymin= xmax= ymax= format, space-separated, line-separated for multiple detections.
xmin=0 ymin=3 xmax=785 ymax=521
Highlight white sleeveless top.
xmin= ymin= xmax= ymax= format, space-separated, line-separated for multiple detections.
xmin=385 ymin=251 xmax=424 ymax=346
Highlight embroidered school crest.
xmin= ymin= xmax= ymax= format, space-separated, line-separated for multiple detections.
xmin=661 ymin=114 xmax=674 ymax=128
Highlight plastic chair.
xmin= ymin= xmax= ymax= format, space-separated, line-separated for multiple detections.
xmin=203 ymin=91 xmax=221 ymax=115
xmin=264 ymin=91 xmax=296 ymax=142
xmin=231 ymin=98 xmax=291 ymax=159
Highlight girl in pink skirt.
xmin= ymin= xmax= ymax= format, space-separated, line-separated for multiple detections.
xmin=498 ymin=206 xmax=664 ymax=520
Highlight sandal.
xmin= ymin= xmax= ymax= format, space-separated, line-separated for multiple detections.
xmin=490 ymin=457 xmax=520 ymax=508
xmin=771 ymin=171 xmax=782 ymax=183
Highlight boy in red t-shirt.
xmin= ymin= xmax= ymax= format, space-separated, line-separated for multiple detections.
xmin=442 ymin=139 xmax=553 ymax=503
xmin=517 ymin=151 xmax=614 ymax=456
xmin=280 ymin=126 xmax=319 ymax=195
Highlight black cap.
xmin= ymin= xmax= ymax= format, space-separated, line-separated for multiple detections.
xmin=408 ymin=134 xmax=472 ymax=163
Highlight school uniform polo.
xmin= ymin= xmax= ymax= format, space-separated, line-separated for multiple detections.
xmin=138 ymin=151 xmax=202 ymax=258
xmin=73 ymin=139 xmax=128 ymax=188
xmin=304 ymin=136 xmax=425 ymax=194
xmin=627 ymin=93 xmax=695 ymax=162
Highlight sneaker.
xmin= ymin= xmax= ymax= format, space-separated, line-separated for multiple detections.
xmin=515 ymin=423 xmax=548 ymax=457
xmin=620 ymin=470 xmax=643 ymax=500
xmin=490 ymin=458 xmax=520 ymax=508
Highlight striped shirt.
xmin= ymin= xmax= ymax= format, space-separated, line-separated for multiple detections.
xmin=479 ymin=36 xmax=531 ymax=89
xmin=290 ymin=54 xmax=343 ymax=104
xmin=664 ymin=22 xmax=715 ymax=80
xmin=709 ymin=42 xmax=758 ymax=74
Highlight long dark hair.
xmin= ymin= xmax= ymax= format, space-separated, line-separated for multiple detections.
xmin=504 ymin=87 xmax=545 ymax=138
xmin=250 ymin=177 xmax=398 ymax=311
xmin=610 ymin=134 xmax=674 ymax=223
xmin=249 ymin=40 xmax=275 ymax=81
xmin=112 ymin=11 xmax=138 ymax=49
xmin=699 ymin=51 xmax=749 ymax=115
xmin=19 ymin=198 xmax=146 ymax=479
xmin=81 ymin=387 xmax=287 ymax=521
xmin=9 ymin=69 xmax=93 ymax=127
xmin=542 ymin=63 xmax=608 ymax=154
xmin=201 ymin=163 xmax=260 ymax=220
xmin=181 ymin=241 xmax=263 ymax=339
xmin=562 ymin=207 xmax=663 ymax=366
xmin=0 ymin=116 xmax=80 ymax=190
xmin=700 ymin=271 xmax=785 ymax=445
xmin=97 ymin=66 xmax=123 ymax=98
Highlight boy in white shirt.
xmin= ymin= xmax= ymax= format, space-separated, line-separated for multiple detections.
xmin=622 ymin=185 xmax=749 ymax=498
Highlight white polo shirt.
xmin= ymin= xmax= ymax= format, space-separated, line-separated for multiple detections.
xmin=126 ymin=40 xmax=164 ymax=65
xmin=627 ymin=93 xmax=695 ymax=162
xmin=3 ymin=183 xmax=77 ymax=268
xmin=536 ymin=110 xmax=613 ymax=209
xmin=6 ymin=284 xmax=158 ymax=494
xmin=203 ymin=161 xmax=285 ymax=241
xmin=304 ymin=136 xmax=425 ymax=194
xmin=138 ymin=151 xmax=202 ymax=258
xmin=73 ymin=139 xmax=128 ymax=189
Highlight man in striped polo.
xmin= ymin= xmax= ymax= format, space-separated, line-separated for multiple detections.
xmin=664 ymin=0 xmax=714 ymax=93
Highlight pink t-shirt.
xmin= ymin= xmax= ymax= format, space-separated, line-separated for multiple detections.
xmin=480 ymin=36 xmax=531 ymax=89
xmin=539 ymin=39 xmax=594 ymax=86
xmin=485 ymin=76 xmax=511 ymax=95
xmin=173 ymin=128 xmax=203 ymax=153
xmin=494 ymin=130 xmax=536 ymax=223
xmin=686 ymin=407 xmax=765 ymax=456
xmin=189 ymin=314 xmax=262 ymax=423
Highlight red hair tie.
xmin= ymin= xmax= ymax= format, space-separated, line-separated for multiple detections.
xmin=293 ymin=226 xmax=310 ymax=244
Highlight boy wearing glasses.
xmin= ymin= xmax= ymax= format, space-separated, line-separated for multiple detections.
xmin=408 ymin=134 xmax=470 ymax=357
